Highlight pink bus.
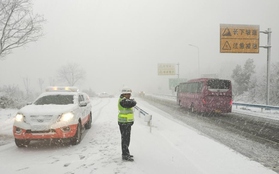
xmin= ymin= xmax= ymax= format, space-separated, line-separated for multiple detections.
xmin=175 ymin=78 xmax=232 ymax=113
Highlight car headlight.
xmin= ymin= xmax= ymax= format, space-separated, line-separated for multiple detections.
xmin=58 ymin=112 xmax=74 ymax=122
xmin=15 ymin=113 xmax=25 ymax=122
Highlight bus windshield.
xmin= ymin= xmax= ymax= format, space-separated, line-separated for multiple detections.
xmin=207 ymin=79 xmax=230 ymax=92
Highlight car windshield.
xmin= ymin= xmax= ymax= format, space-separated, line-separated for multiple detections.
xmin=33 ymin=95 xmax=74 ymax=105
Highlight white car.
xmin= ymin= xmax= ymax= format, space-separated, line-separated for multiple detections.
xmin=13 ymin=86 xmax=92 ymax=147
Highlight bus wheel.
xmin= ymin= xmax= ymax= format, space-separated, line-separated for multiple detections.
xmin=178 ymin=101 xmax=182 ymax=107
xmin=190 ymin=104 xmax=195 ymax=113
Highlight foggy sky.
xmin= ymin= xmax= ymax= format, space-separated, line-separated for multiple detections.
xmin=1 ymin=0 xmax=279 ymax=95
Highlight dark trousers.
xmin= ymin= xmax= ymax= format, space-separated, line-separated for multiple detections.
xmin=118 ymin=122 xmax=133 ymax=156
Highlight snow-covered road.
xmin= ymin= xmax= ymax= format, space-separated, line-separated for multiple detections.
xmin=0 ymin=97 xmax=276 ymax=174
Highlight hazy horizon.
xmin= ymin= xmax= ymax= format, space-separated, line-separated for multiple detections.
xmin=1 ymin=0 xmax=278 ymax=95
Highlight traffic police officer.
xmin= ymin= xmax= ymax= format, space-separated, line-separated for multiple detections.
xmin=118 ymin=87 xmax=137 ymax=161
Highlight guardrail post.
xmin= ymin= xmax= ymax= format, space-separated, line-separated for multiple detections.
xmin=148 ymin=116 xmax=152 ymax=133
xmin=134 ymin=106 xmax=152 ymax=133
xmin=144 ymin=114 xmax=152 ymax=132
xmin=148 ymin=120 xmax=152 ymax=133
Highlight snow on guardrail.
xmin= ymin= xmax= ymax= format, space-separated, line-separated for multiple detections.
xmin=134 ymin=105 xmax=152 ymax=133
xmin=233 ymin=102 xmax=279 ymax=112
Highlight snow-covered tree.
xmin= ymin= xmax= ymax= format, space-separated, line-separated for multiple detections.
xmin=231 ymin=58 xmax=255 ymax=95
xmin=231 ymin=64 xmax=243 ymax=95
xmin=246 ymin=73 xmax=257 ymax=103
xmin=57 ymin=63 xmax=86 ymax=86
xmin=0 ymin=85 xmax=25 ymax=108
xmin=255 ymin=67 xmax=267 ymax=104
xmin=269 ymin=62 xmax=279 ymax=105
xmin=242 ymin=59 xmax=255 ymax=91
xmin=0 ymin=0 xmax=45 ymax=59
xmin=239 ymin=62 xmax=279 ymax=105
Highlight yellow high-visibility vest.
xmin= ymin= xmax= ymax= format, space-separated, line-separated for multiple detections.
xmin=118 ymin=98 xmax=134 ymax=123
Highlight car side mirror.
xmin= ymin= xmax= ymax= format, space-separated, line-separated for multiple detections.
xmin=79 ymin=101 xmax=87 ymax=107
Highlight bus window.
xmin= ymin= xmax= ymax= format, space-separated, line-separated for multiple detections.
xmin=197 ymin=82 xmax=203 ymax=92
xmin=182 ymin=84 xmax=187 ymax=93
xmin=207 ymin=79 xmax=230 ymax=92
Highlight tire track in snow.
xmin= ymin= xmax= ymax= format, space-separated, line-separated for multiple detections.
xmin=91 ymin=98 xmax=111 ymax=124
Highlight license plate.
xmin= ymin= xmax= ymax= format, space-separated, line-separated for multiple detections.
xmin=215 ymin=109 xmax=221 ymax=113
xmin=31 ymin=124 xmax=49 ymax=131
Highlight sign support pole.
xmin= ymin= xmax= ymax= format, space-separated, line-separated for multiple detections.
xmin=260 ymin=28 xmax=272 ymax=105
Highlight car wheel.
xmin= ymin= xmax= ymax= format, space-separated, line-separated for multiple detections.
xmin=15 ymin=139 xmax=30 ymax=147
xmin=84 ymin=113 xmax=92 ymax=129
xmin=70 ymin=122 xmax=82 ymax=145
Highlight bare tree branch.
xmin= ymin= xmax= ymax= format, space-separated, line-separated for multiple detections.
xmin=0 ymin=0 xmax=45 ymax=59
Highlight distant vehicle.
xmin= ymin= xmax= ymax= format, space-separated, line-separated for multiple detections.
xmin=139 ymin=91 xmax=145 ymax=97
xmin=99 ymin=92 xmax=112 ymax=98
xmin=175 ymin=78 xmax=232 ymax=114
xmin=13 ymin=86 xmax=92 ymax=147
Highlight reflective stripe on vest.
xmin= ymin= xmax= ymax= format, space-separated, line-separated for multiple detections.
xmin=118 ymin=98 xmax=134 ymax=122
xmin=119 ymin=110 xmax=133 ymax=114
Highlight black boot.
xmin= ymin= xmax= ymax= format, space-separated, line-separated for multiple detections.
xmin=122 ymin=155 xmax=134 ymax=161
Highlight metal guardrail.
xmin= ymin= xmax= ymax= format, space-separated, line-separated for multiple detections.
xmin=233 ymin=102 xmax=279 ymax=112
xmin=134 ymin=106 xmax=152 ymax=132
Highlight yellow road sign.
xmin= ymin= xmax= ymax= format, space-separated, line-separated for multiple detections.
xmin=220 ymin=24 xmax=259 ymax=53
xmin=158 ymin=63 xmax=175 ymax=75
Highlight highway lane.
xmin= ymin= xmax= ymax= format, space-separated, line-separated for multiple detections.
xmin=141 ymin=95 xmax=279 ymax=173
